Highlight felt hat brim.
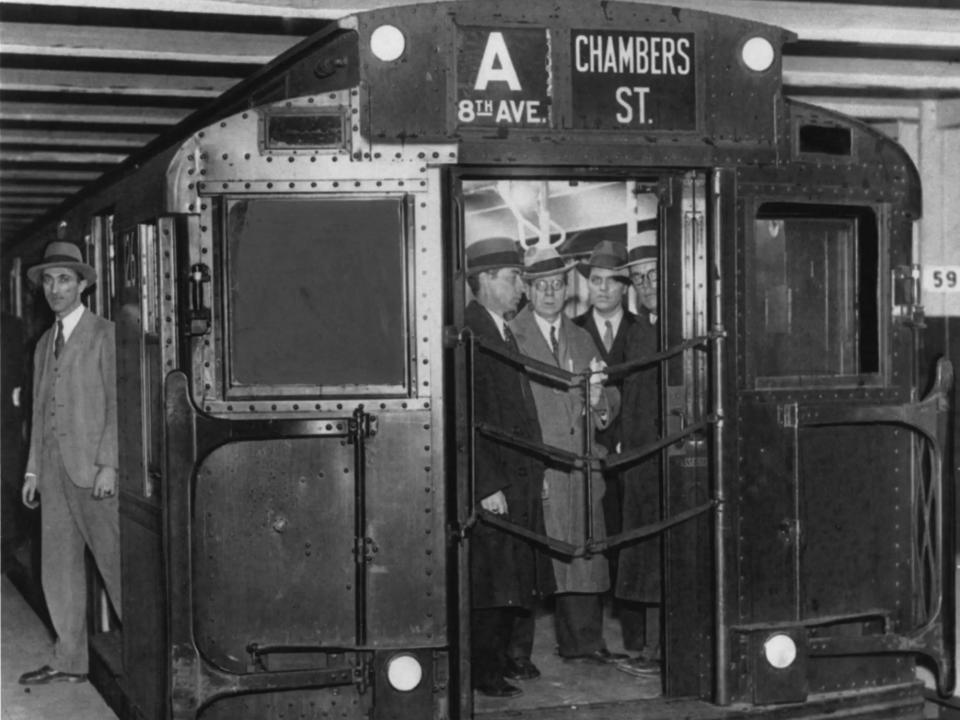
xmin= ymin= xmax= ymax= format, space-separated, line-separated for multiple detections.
xmin=27 ymin=259 xmax=97 ymax=286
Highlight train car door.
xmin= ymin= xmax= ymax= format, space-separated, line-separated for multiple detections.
xmin=453 ymin=173 xmax=720 ymax=713
xmin=115 ymin=217 xmax=177 ymax=719
xmin=728 ymin=185 xmax=955 ymax=704
xmin=161 ymin=190 xmax=449 ymax=720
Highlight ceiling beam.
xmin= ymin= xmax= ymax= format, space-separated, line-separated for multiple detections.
xmin=0 ymin=101 xmax=187 ymax=124
xmin=608 ymin=0 xmax=960 ymax=47
xmin=1 ymin=196 xmax=74 ymax=206
xmin=783 ymin=57 xmax=960 ymax=93
xmin=1 ymin=22 xmax=302 ymax=64
xmin=0 ymin=149 xmax=130 ymax=164
xmin=0 ymin=0 xmax=349 ymax=19
xmin=0 ymin=68 xmax=236 ymax=98
xmin=0 ymin=168 xmax=106 ymax=182
xmin=0 ymin=129 xmax=159 ymax=147
xmin=790 ymin=96 xmax=922 ymax=121
xmin=1 ymin=183 xmax=84 ymax=195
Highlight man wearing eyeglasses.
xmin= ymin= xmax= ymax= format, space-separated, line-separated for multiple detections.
xmin=509 ymin=245 xmax=626 ymax=665
xmin=615 ymin=230 xmax=663 ymax=678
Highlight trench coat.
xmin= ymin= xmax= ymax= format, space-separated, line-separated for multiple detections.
xmin=509 ymin=306 xmax=617 ymax=594
xmin=465 ymin=300 xmax=553 ymax=609
xmin=615 ymin=309 xmax=662 ymax=603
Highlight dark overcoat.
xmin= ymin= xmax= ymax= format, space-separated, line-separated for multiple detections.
xmin=510 ymin=306 xmax=616 ymax=594
xmin=615 ymin=310 xmax=662 ymax=603
xmin=465 ymin=300 xmax=552 ymax=609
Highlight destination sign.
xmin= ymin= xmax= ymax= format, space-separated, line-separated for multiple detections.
xmin=456 ymin=27 xmax=551 ymax=128
xmin=570 ymin=30 xmax=696 ymax=131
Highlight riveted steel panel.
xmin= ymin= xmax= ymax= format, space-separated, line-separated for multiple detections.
xmin=736 ymin=402 xmax=799 ymax=623
xmin=799 ymin=424 xmax=912 ymax=623
xmin=193 ymin=438 xmax=355 ymax=672
xmin=365 ymin=410 xmax=446 ymax=646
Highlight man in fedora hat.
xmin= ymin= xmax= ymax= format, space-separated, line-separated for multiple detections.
xmin=614 ymin=221 xmax=663 ymax=678
xmin=573 ymin=239 xmax=636 ymax=521
xmin=572 ymin=239 xmax=651 ymax=658
xmin=19 ymin=241 xmax=121 ymax=686
xmin=509 ymin=245 xmax=626 ymax=665
xmin=464 ymin=237 xmax=551 ymax=698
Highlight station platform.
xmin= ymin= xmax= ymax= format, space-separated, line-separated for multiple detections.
xmin=1 ymin=573 xmax=117 ymax=720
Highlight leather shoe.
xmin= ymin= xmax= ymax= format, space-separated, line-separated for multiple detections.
xmin=563 ymin=648 xmax=629 ymax=665
xmin=504 ymin=657 xmax=540 ymax=680
xmin=19 ymin=665 xmax=87 ymax=685
xmin=616 ymin=655 xmax=661 ymax=677
xmin=475 ymin=677 xmax=523 ymax=698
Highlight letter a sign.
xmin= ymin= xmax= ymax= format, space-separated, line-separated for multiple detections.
xmin=456 ymin=27 xmax=551 ymax=128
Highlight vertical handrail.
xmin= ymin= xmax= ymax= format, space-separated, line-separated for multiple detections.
xmin=710 ymin=170 xmax=728 ymax=705
xmin=582 ymin=371 xmax=595 ymax=544
xmin=351 ymin=406 xmax=368 ymax=647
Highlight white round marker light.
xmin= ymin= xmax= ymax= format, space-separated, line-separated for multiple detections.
xmin=371 ymin=25 xmax=405 ymax=62
xmin=741 ymin=36 xmax=775 ymax=73
xmin=386 ymin=653 xmax=423 ymax=692
xmin=763 ymin=633 xmax=797 ymax=669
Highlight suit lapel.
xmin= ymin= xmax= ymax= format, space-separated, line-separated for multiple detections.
xmin=511 ymin=308 xmax=555 ymax=367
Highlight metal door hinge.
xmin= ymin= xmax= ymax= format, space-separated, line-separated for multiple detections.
xmin=778 ymin=402 xmax=798 ymax=428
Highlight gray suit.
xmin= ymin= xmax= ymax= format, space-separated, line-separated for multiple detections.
xmin=26 ymin=308 xmax=121 ymax=674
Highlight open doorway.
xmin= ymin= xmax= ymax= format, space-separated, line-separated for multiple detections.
xmin=458 ymin=176 xmax=668 ymax=713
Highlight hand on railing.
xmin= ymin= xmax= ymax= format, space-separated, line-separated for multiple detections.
xmin=588 ymin=357 xmax=607 ymax=408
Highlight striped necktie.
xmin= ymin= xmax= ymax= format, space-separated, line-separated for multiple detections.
xmin=550 ymin=325 xmax=559 ymax=361
xmin=54 ymin=320 xmax=64 ymax=359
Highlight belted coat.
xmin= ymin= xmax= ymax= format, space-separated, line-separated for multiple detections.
xmin=509 ymin=306 xmax=618 ymax=594
xmin=465 ymin=301 xmax=553 ymax=609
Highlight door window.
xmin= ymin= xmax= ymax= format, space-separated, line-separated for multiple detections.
xmin=222 ymin=196 xmax=410 ymax=398
xmin=747 ymin=203 xmax=880 ymax=387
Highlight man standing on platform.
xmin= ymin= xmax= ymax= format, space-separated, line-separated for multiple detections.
xmin=464 ymin=237 xmax=551 ymax=698
xmin=19 ymin=241 xmax=121 ymax=686
xmin=510 ymin=245 xmax=625 ymax=665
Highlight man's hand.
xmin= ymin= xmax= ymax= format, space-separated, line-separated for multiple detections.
xmin=480 ymin=490 xmax=508 ymax=515
xmin=588 ymin=357 xmax=607 ymax=408
xmin=92 ymin=466 xmax=118 ymax=500
xmin=22 ymin=474 xmax=39 ymax=509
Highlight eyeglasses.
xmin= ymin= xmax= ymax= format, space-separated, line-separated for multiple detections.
xmin=631 ymin=268 xmax=658 ymax=287
xmin=531 ymin=278 xmax=566 ymax=292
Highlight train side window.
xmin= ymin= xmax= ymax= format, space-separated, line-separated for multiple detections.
xmin=748 ymin=203 xmax=879 ymax=387
xmin=221 ymin=196 xmax=409 ymax=398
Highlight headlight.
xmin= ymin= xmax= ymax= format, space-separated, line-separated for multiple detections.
xmin=763 ymin=633 xmax=797 ymax=669
xmin=386 ymin=653 xmax=423 ymax=692
xmin=741 ymin=36 xmax=775 ymax=72
xmin=371 ymin=25 xmax=405 ymax=62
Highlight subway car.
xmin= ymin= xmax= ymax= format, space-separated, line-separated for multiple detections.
xmin=3 ymin=1 xmax=955 ymax=718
